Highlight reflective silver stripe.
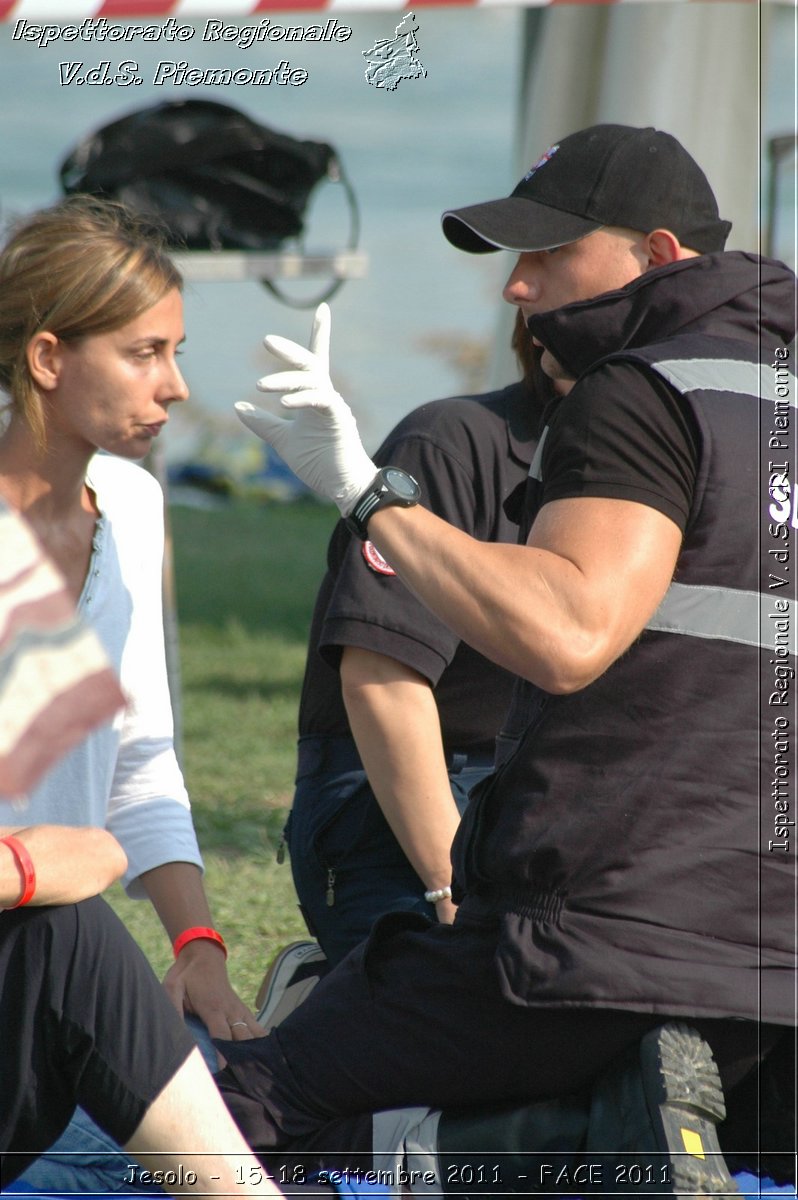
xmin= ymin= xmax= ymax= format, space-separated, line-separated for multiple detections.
xmin=647 ymin=581 xmax=797 ymax=656
xmin=405 ymin=1108 xmax=444 ymax=1196
xmin=531 ymin=357 xmax=794 ymax=486
xmin=528 ymin=424 xmax=549 ymax=481
xmin=652 ymin=357 xmax=798 ymax=405
xmin=372 ymin=1106 xmax=441 ymax=1195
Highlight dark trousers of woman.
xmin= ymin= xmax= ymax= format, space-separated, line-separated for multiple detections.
xmin=215 ymin=911 xmax=778 ymax=1187
xmin=0 ymin=896 xmax=194 ymax=1186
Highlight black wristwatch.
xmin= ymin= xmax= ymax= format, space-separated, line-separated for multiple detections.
xmin=345 ymin=467 xmax=421 ymax=541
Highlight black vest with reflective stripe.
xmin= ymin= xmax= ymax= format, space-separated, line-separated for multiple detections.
xmin=454 ymin=333 xmax=796 ymax=1024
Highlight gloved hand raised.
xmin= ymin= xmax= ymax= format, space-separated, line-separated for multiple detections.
xmin=235 ymin=303 xmax=377 ymax=516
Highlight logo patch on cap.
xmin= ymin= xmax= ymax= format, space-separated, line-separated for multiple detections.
xmin=362 ymin=540 xmax=396 ymax=576
xmin=523 ymin=144 xmax=559 ymax=181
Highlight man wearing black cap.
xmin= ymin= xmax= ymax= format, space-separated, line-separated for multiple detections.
xmin=443 ymin=124 xmax=732 ymax=255
xmin=225 ymin=125 xmax=796 ymax=1193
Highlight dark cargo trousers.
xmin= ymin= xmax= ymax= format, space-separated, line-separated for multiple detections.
xmin=215 ymin=910 xmax=767 ymax=1190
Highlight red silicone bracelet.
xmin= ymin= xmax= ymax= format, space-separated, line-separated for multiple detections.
xmin=172 ymin=926 xmax=227 ymax=960
xmin=1 ymin=835 xmax=36 ymax=908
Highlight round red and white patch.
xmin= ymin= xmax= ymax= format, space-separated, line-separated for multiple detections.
xmin=362 ymin=540 xmax=396 ymax=576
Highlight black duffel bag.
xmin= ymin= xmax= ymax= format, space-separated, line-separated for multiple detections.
xmin=59 ymin=98 xmax=358 ymax=261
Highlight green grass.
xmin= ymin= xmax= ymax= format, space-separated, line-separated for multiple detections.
xmin=106 ymin=496 xmax=337 ymax=1004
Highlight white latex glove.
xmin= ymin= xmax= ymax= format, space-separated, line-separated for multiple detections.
xmin=235 ymin=304 xmax=377 ymax=516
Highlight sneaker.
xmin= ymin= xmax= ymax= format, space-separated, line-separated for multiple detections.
xmin=255 ymin=940 xmax=328 ymax=1033
xmin=587 ymin=1021 xmax=739 ymax=1196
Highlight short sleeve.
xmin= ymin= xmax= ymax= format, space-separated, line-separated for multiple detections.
xmin=317 ymin=395 xmax=525 ymax=684
xmin=540 ymin=360 xmax=701 ymax=532
xmin=318 ymin=431 xmax=483 ymax=682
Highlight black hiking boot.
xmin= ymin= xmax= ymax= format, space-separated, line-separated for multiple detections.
xmin=587 ymin=1021 xmax=739 ymax=1197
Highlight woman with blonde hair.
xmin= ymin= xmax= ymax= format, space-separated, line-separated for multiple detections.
xmin=0 ymin=196 xmax=263 ymax=1193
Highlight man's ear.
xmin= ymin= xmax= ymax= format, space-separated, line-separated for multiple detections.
xmin=26 ymin=332 xmax=62 ymax=392
xmin=644 ymin=229 xmax=683 ymax=267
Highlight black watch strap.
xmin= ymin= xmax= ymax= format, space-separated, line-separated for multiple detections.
xmin=345 ymin=467 xmax=421 ymax=541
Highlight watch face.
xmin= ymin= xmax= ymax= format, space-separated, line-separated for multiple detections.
xmin=384 ymin=468 xmax=418 ymax=499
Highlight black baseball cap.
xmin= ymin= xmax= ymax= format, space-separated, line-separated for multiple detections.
xmin=442 ymin=124 xmax=731 ymax=255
